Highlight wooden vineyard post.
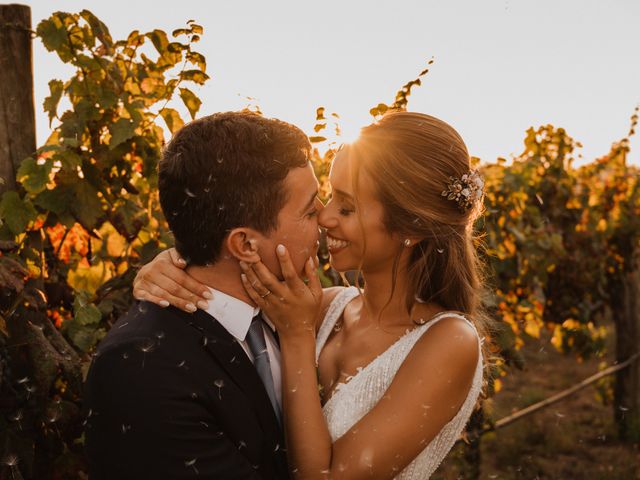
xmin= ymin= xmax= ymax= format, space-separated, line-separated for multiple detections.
xmin=613 ymin=249 xmax=640 ymax=442
xmin=0 ymin=4 xmax=36 ymax=196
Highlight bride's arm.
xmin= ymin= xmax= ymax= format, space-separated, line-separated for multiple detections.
xmin=133 ymin=248 xmax=211 ymax=312
xmin=133 ymin=248 xmax=341 ymax=322
xmin=242 ymin=247 xmax=480 ymax=480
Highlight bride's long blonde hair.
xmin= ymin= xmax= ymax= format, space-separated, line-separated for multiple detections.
xmin=345 ymin=111 xmax=493 ymax=357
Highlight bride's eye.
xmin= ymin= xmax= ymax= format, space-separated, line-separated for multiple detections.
xmin=339 ymin=207 xmax=354 ymax=216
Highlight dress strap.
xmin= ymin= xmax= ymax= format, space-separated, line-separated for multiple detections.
xmin=315 ymin=286 xmax=360 ymax=363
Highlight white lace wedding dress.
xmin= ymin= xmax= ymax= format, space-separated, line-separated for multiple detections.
xmin=315 ymin=287 xmax=483 ymax=479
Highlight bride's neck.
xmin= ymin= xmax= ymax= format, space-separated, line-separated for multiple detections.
xmin=360 ymin=266 xmax=412 ymax=324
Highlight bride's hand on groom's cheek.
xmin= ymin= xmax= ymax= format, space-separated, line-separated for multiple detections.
xmin=240 ymin=244 xmax=322 ymax=339
xmin=133 ymin=248 xmax=212 ymax=313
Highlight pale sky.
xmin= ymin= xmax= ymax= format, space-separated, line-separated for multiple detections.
xmin=25 ymin=0 xmax=640 ymax=166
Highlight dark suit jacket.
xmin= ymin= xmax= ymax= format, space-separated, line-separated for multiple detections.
xmin=84 ymin=301 xmax=289 ymax=479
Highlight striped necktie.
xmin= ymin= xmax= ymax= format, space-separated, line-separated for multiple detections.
xmin=246 ymin=315 xmax=282 ymax=424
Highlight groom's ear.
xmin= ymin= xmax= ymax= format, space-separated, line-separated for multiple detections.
xmin=226 ymin=228 xmax=261 ymax=263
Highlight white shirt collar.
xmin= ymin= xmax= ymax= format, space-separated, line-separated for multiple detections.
xmin=202 ymin=287 xmax=276 ymax=341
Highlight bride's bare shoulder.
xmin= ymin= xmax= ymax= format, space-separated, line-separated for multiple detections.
xmin=411 ymin=314 xmax=480 ymax=376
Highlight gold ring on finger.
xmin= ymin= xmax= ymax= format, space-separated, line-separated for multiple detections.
xmin=260 ymin=290 xmax=272 ymax=299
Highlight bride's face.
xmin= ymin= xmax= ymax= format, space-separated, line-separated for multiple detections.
xmin=319 ymin=152 xmax=402 ymax=273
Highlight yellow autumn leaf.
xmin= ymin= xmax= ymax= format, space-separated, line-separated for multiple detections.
xmin=494 ymin=378 xmax=502 ymax=393
xmin=562 ymin=318 xmax=580 ymax=330
xmin=503 ymin=238 xmax=516 ymax=255
xmin=524 ymin=312 xmax=541 ymax=338
xmin=596 ymin=218 xmax=607 ymax=232
xmin=551 ymin=325 xmax=563 ymax=351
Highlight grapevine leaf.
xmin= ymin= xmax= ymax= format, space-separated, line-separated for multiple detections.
xmin=109 ymin=118 xmax=136 ymax=149
xmin=0 ymin=192 xmax=38 ymax=234
xmin=75 ymin=303 xmax=102 ymax=325
xmin=71 ymin=182 xmax=102 ymax=229
xmin=160 ymin=108 xmax=185 ymax=134
xmin=17 ymin=157 xmax=53 ymax=194
xmin=179 ymin=70 xmax=209 ymax=85
xmin=43 ymin=80 xmax=64 ymax=126
xmin=179 ymin=87 xmax=202 ymax=120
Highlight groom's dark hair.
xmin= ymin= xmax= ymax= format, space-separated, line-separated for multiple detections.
xmin=158 ymin=110 xmax=311 ymax=265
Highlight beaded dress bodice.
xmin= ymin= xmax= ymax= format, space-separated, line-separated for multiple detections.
xmin=315 ymin=287 xmax=483 ymax=479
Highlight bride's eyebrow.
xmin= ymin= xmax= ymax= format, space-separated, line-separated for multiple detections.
xmin=333 ymin=189 xmax=354 ymax=201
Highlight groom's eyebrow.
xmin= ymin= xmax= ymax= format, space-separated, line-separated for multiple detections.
xmin=301 ymin=190 xmax=319 ymax=213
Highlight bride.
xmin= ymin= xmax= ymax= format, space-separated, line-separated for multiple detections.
xmin=134 ymin=111 xmax=490 ymax=479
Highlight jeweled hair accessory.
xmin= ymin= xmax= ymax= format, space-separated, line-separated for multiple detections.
xmin=441 ymin=169 xmax=485 ymax=212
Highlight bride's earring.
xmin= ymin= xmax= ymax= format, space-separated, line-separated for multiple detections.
xmin=403 ymin=239 xmax=411 ymax=247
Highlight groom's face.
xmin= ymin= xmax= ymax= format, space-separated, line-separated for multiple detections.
xmin=256 ymin=162 xmax=322 ymax=278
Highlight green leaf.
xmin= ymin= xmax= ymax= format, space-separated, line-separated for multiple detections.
xmin=61 ymin=136 xmax=80 ymax=148
xmin=43 ymin=80 xmax=64 ymax=126
xmin=56 ymin=150 xmax=83 ymax=171
xmin=36 ymin=16 xmax=73 ymax=62
xmin=17 ymin=157 xmax=53 ymax=194
xmin=37 ymin=144 xmax=62 ymax=155
xmin=79 ymin=10 xmax=113 ymax=51
xmin=109 ymin=118 xmax=136 ymax=149
xmin=81 ymin=24 xmax=95 ymax=48
xmin=111 ymin=199 xmax=147 ymax=240
xmin=179 ymin=87 xmax=202 ymax=120
xmin=0 ymin=192 xmax=38 ymax=234
xmin=71 ymin=182 xmax=103 ymax=228
xmin=76 ymin=303 xmax=102 ymax=325
xmin=179 ymin=70 xmax=209 ymax=85
xmin=34 ymin=187 xmax=73 ymax=215
xmin=160 ymin=108 xmax=185 ymax=134
xmin=76 ymin=54 xmax=102 ymax=74
xmin=64 ymin=319 xmax=104 ymax=352
xmin=73 ymin=290 xmax=91 ymax=310
xmin=98 ymin=89 xmax=118 ymax=109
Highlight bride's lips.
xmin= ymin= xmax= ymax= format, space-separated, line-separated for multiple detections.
xmin=326 ymin=234 xmax=351 ymax=254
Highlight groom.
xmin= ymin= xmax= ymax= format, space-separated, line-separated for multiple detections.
xmin=84 ymin=111 xmax=321 ymax=479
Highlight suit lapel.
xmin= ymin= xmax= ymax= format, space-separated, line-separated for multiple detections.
xmin=186 ymin=309 xmax=282 ymax=439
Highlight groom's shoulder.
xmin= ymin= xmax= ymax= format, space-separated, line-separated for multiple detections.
xmin=95 ymin=301 xmax=195 ymax=355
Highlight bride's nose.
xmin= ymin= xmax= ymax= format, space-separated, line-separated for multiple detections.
xmin=318 ymin=204 xmax=337 ymax=229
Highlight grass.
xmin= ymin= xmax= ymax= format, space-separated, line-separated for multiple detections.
xmin=433 ymin=320 xmax=640 ymax=479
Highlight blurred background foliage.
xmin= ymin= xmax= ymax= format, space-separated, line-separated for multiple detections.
xmin=0 ymin=9 xmax=638 ymax=479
